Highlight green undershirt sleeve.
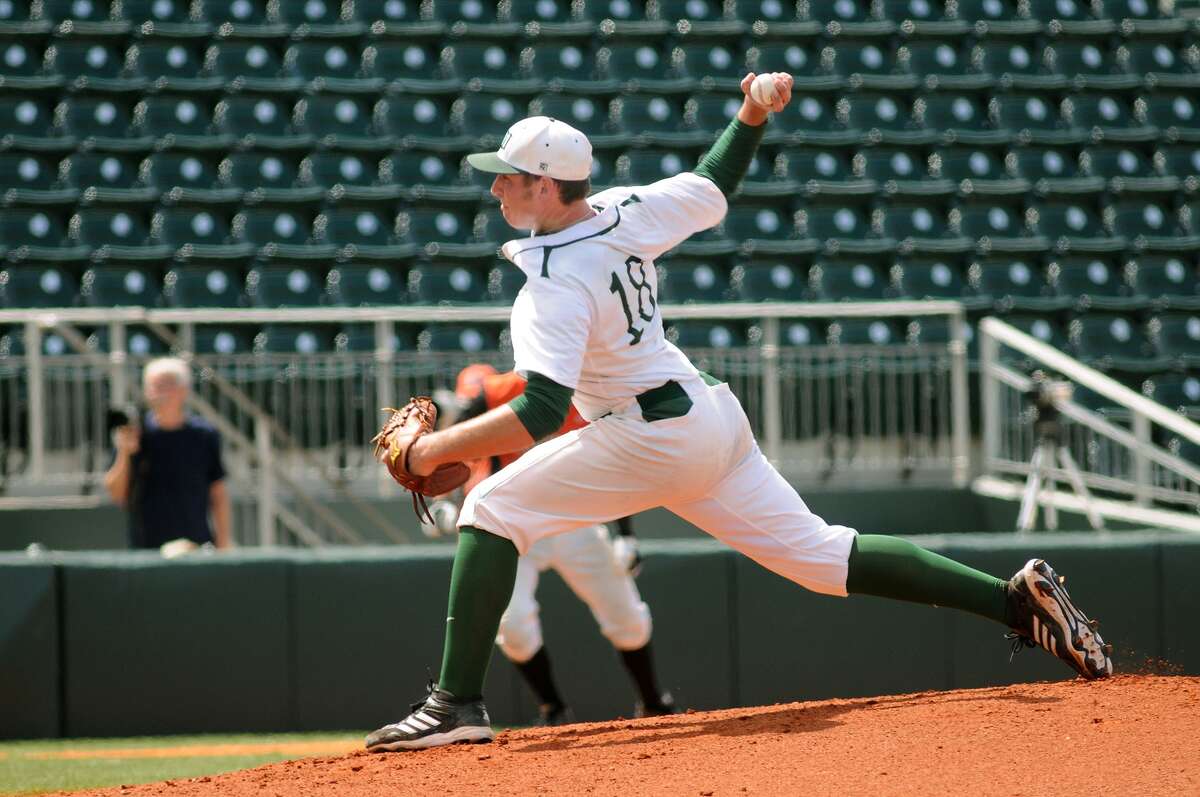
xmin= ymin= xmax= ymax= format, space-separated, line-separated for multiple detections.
xmin=508 ymin=372 xmax=574 ymax=441
xmin=692 ymin=117 xmax=767 ymax=197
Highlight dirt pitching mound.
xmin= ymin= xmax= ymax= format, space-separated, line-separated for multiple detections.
xmin=66 ymin=675 xmax=1200 ymax=797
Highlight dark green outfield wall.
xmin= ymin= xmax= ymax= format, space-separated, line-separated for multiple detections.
xmin=2 ymin=531 xmax=1197 ymax=739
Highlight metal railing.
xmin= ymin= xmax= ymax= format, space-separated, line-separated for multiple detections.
xmin=976 ymin=317 xmax=1200 ymax=533
xmin=0 ymin=301 xmax=970 ymax=545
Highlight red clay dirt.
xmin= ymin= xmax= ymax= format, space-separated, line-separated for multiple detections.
xmin=65 ymin=675 xmax=1200 ymax=797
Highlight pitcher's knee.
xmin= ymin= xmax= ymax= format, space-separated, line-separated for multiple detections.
xmin=496 ymin=607 xmax=543 ymax=663
xmin=599 ymin=601 xmax=652 ymax=651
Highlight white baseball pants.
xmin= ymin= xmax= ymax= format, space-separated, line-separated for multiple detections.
xmin=495 ymin=524 xmax=652 ymax=663
xmin=460 ymin=380 xmax=858 ymax=597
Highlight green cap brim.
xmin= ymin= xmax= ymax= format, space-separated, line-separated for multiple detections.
xmin=466 ymin=151 xmax=520 ymax=175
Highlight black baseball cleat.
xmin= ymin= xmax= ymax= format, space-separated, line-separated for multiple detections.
xmin=365 ymin=687 xmax=494 ymax=752
xmin=1006 ymin=558 xmax=1113 ymax=679
xmin=536 ymin=702 xmax=575 ymax=726
xmin=634 ymin=691 xmax=677 ymax=718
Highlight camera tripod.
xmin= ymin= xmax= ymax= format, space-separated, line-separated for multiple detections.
xmin=1016 ymin=425 xmax=1106 ymax=533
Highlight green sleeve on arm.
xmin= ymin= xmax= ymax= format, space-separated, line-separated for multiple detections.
xmin=693 ymin=117 xmax=767 ymax=197
xmin=508 ymin=372 xmax=574 ymax=441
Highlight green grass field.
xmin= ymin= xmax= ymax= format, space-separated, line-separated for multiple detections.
xmin=0 ymin=732 xmax=364 ymax=796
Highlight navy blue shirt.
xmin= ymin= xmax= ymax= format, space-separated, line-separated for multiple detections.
xmin=121 ymin=413 xmax=226 ymax=549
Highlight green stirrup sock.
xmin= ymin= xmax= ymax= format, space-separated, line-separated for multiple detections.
xmin=437 ymin=526 xmax=519 ymax=700
xmin=845 ymin=535 xmax=1010 ymax=625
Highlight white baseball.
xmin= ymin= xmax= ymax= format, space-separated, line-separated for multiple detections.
xmin=750 ymin=73 xmax=779 ymax=108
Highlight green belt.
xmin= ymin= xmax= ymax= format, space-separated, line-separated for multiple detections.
xmin=635 ymin=372 xmax=722 ymax=422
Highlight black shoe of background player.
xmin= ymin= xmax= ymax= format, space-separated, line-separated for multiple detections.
xmin=634 ymin=691 xmax=677 ymax=718
xmin=536 ymin=702 xmax=575 ymax=726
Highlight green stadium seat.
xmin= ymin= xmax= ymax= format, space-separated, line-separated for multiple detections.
xmin=334 ymin=322 xmax=416 ymax=353
xmin=1129 ymin=255 xmax=1200 ymax=308
xmin=377 ymin=95 xmax=456 ymax=148
xmin=882 ymin=0 xmax=963 ymax=29
xmin=129 ymin=42 xmax=220 ymax=92
xmin=245 ymin=265 xmax=326 ymax=307
xmin=1081 ymin=145 xmax=1169 ymax=192
xmin=830 ymin=41 xmax=916 ymax=90
xmin=346 ymin=0 xmax=430 ymax=27
xmin=657 ymin=260 xmax=729 ymax=303
xmin=803 ymin=203 xmax=893 ymax=253
xmin=1049 ymin=42 xmax=1137 ymax=90
xmin=404 ymin=206 xmax=474 ymax=247
xmin=214 ymin=95 xmax=312 ymax=151
xmin=204 ymin=42 xmax=299 ymax=93
xmin=445 ymin=42 xmax=537 ymax=93
xmin=735 ymin=0 xmax=806 ymax=24
xmin=932 ymin=146 xmax=1017 ymax=188
xmin=70 ymin=208 xmax=171 ymax=261
xmin=451 ymin=92 xmax=523 ymax=144
xmin=894 ymin=257 xmax=973 ymax=301
xmin=827 ymin=318 xmax=901 ymax=345
xmin=901 ymin=39 xmax=988 ymax=91
xmin=299 ymin=151 xmax=378 ymax=193
xmin=748 ymin=42 xmax=840 ymax=92
xmin=87 ymin=326 xmax=168 ymax=355
xmin=599 ymin=43 xmax=692 ymax=93
xmin=418 ymin=323 xmax=498 ymax=352
xmin=362 ymin=43 xmax=455 ymax=93
xmin=810 ymin=259 xmax=892 ymax=301
xmin=1032 ymin=198 xmax=1116 ymax=250
xmin=315 ymin=206 xmax=415 ymax=260
xmin=956 ymin=199 xmax=1049 ymax=252
xmin=138 ymin=154 xmax=228 ymax=207
xmin=119 ymin=0 xmax=206 ymax=29
xmin=588 ymin=0 xmax=651 ymax=22
xmin=1142 ymin=93 xmax=1200 ymax=141
xmin=296 ymin=95 xmax=388 ymax=150
xmin=150 ymin=207 xmax=254 ymax=261
xmin=0 ymin=209 xmax=89 ymax=262
xmin=684 ymin=93 xmax=744 ymax=137
xmin=1150 ymin=312 xmax=1200 ymax=366
xmin=1007 ymin=145 xmax=1100 ymax=192
xmin=999 ymin=312 xmax=1069 ymax=350
xmin=722 ymin=201 xmax=804 ymax=254
xmin=807 ymin=0 xmax=883 ymax=26
xmin=955 ymin=0 xmax=1025 ymax=23
xmin=1025 ymin=0 xmax=1107 ymax=25
xmin=731 ymin=260 xmax=808 ymax=301
xmin=325 ymin=264 xmax=407 ymax=305
xmin=58 ymin=152 xmax=154 ymax=202
xmin=1069 ymin=312 xmax=1165 ymax=371
xmin=133 ymin=95 xmax=233 ymax=151
xmin=843 ymin=93 xmax=932 ymax=145
xmin=44 ymin=41 xmax=143 ymax=93
xmin=509 ymin=0 xmax=583 ymax=24
xmin=668 ymin=321 xmax=744 ymax=349
xmin=0 ymin=152 xmax=64 ymax=198
xmin=472 ymin=206 xmax=510 ymax=246
xmin=589 ymin=149 xmax=620 ymax=188
xmin=1122 ymin=39 xmax=1200 ymax=89
xmin=487 ymin=263 xmax=524 ymax=302
xmin=161 ymin=266 xmax=243 ymax=307
xmin=0 ymin=266 xmax=78 ymax=307
xmin=56 ymin=96 xmax=153 ymax=152
xmin=198 ymin=0 xmax=287 ymax=35
xmin=1067 ymin=92 xmax=1153 ymax=141
xmin=79 ymin=265 xmax=158 ymax=306
xmin=1158 ymin=145 xmax=1200 ymax=181
xmin=990 ymin=94 xmax=1082 ymax=145
xmin=618 ymin=148 xmax=689 ymax=184
xmin=613 ymin=94 xmax=694 ymax=145
xmin=1108 ymin=198 xmax=1200 ymax=249
xmin=974 ymin=41 xmax=1061 ymax=90
xmin=524 ymin=43 xmax=610 ymax=92
xmin=920 ymin=92 xmax=1009 ymax=144
xmin=679 ymin=43 xmax=746 ymax=90
xmin=254 ymin=324 xmax=336 ymax=352
xmin=380 ymin=149 xmax=457 ymax=190
xmin=0 ymin=40 xmax=61 ymax=91
xmin=1144 ymin=371 xmax=1200 ymax=413
xmin=192 ymin=326 xmax=254 ymax=354
xmin=273 ymin=0 xmax=363 ymax=34
xmin=855 ymin=146 xmax=944 ymax=193
xmin=770 ymin=93 xmax=855 ymax=145
xmin=283 ymin=42 xmax=379 ymax=93
xmin=968 ymin=256 xmax=1064 ymax=310
xmin=1103 ymin=0 xmax=1182 ymax=24
xmin=233 ymin=207 xmax=334 ymax=261
xmin=883 ymin=199 xmax=971 ymax=253
xmin=217 ymin=152 xmax=306 ymax=202
xmin=526 ymin=94 xmax=614 ymax=140
xmin=407 ymin=264 xmax=487 ymax=304
xmin=1048 ymin=255 xmax=1134 ymax=309
xmin=39 ymin=0 xmax=129 ymax=31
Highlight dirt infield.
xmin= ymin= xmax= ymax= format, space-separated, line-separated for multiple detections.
xmin=63 ymin=675 xmax=1199 ymax=797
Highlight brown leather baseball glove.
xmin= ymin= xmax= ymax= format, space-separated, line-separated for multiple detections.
xmin=372 ymin=397 xmax=470 ymax=523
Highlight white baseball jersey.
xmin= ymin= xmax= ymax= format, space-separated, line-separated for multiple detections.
xmin=500 ymin=172 xmax=728 ymax=421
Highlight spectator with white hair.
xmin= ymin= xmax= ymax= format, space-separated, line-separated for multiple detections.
xmin=104 ymin=357 xmax=232 ymax=550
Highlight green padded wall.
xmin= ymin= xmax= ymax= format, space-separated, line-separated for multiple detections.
xmin=60 ymin=551 xmax=292 ymax=737
xmin=0 ymin=556 xmax=59 ymax=739
xmin=1160 ymin=537 xmax=1200 ymax=675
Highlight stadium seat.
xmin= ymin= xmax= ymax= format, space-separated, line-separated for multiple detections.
xmin=283 ymin=42 xmax=379 ymax=93
xmin=70 ymin=208 xmax=170 ymax=261
xmin=79 ymin=265 xmax=158 ymax=306
xmin=1048 ymin=256 xmax=1134 ymax=309
xmin=1144 ymin=371 xmax=1200 ymax=414
xmin=1158 ymin=145 xmax=1200 ymax=181
xmin=990 ymin=94 xmax=1082 ymax=144
xmin=296 ymin=95 xmax=387 ymax=151
xmin=618 ymin=148 xmax=689 ymax=184
xmin=198 ymin=0 xmax=287 ymax=36
xmin=325 ymin=264 xmax=407 ymax=306
xmin=613 ymin=94 xmax=694 ymax=146
xmin=214 ymin=95 xmax=312 ymax=150
xmin=932 ymin=146 xmax=1019 ymax=190
xmin=0 ymin=208 xmax=88 ymax=262
xmin=668 ymin=321 xmax=745 ymax=349
xmin=1033 ymin=199 xmax=1125 ymax=252
xmin=842 ymin=93 xmax=931 ymax=145
xmin=894 ymin=257 xmax=974 ymax=302
xmin=161 ymin=266 xmax=243 ymax=307
xmin=722 ymin=201 xmax=808 ymax=255
xmin=403 ymin=206 xmax=484 ymax=257
xmin=770 ymin=93 xmax=855 ymax=145
xmin=1150 ymin=312 xmax=1200 ymax=366
xmin=1081 ymin=145 xmax=1175 ymax=193
xmin=86 ymin=326 xmax=167 ymax=355
xmin=334 ymin=323 xmax=416 ymax=353
xmin=0 ymin=266 xmax=78 ymax=307
xmin=361 ymin=42 xmax=455 ymax=94
xmin=150 ymin=207 xmax=254 ymax=261
xmin=657 ymin=260 xmax=729 ymax=303
xmin=1007 ymin=145 xmax=1100 ymax=192
xmin=783 ymin=148 xmax=857 ymax=185
xmin=407 ymin=264 xmax=487 ymax=304
xmin=43 ymin=41 xmax=144 ymax=93
xmin=192 ymin=326 xmax=254 ymax=354
xmin=1069 ymin=312 xmax=1165 ymax=371
xmin=731 ymin=260 xmax=808 ymax=301
xmin=900 ymin=39 xmax=988 ymax=91
xmin=810 ymin=259 xmax=892 ymax=301
xmin=38 ymin=0 xmax=120 ymax=23
xmin=451 ymin=92 xmax=524 ymax=144
xmin=1067 ymin=92 xmax=1154 ymax=142
xmin=245 ymin=265 xmax=326 ymax=307
xmin=273 ymin=0 xmax=362 ymax=35
xmin=315 ymin=206 xmax=416 ymax=261
xmin=956 ymin=199 xmax=1049 ymax=252
xmin=376 ymin=95 xmax=456 ymax=149
xmin=685 ymin=93 xmax=746 ymax=137
xmin=804 ymin=202 xmax=894 ymax=253
xmin=830 ymin=40 xmax=916 ymax=90
xmin=444 ymin=42 xmax=537 ymax=93
xmin=0 ymin=39 xmax=61 ymax=91
xmin=379 ymin=149 xmax=478 ymax=202
xmin=968 ymin=256 xmax=1064 ymax=310
xmin=599 ymin=43 xmax=692 ymax=93
xmin=417 ymin=323 xmax=498 ymax=352
xmin=679 ymin=43 xmax=746 ymax=90
xmin=129 ymin=42 xmax=221 ymax=92
xmin=140 ymin=152 xmax=237 ymax=203
xmin=856 ymin=146 xmax=951 ymax=194
xmin=472 ymin=206 xmax=511 ymax=247
xmin=1128 ymin=255 xmax=1200 ymax=308
xmin=526 ymin=94 xmax=614 ymax=140
xmin=204 ymin=42 xmax=300 ymax=93
xmin=974 ymin=40 xmax=1061 ymax=89
xmin=999 ymin=312 xmax=1070 ymax=351
xmin=1049 ymin=41 xmax=1137 ymax=90
xmin=827 ymin=318 xmax=901 ymax=345
xmin=1122 ymin=39 xmax=1200 ymax=89
xmin=524 ymin=43 xmax=611 ymax=93
xmin=1108 ymin=198 xmax=1200 ymax=250
xmin=253 ymin=324 xmax=336 ymax=353
xmin=0 ymin=95 xmax=69 ymax=151
xmin=920 ymin=93 xmax=1009 ymax=145
xmin=1142 ymin=93 xmax=1200 ymax=140
xmin=58 ymin=152 xmax=154 ymax=202
xmin=883 ymin=199 xmax=971 ymax=253
xmin=232 ymin=207 xmax=334 ymax=261
xmin=299 ymin=151 xmax=382 ymax=194
xmin=218 ymin=152 xmax=309 ymax=201
xmin=120 ymin=0 xmax=209 ymax=31
xmin=56 ymin=96 xmax=153 ymax=151
xmin=747 ymin=42 xmax=840 ymax=92
xmin=0 ymin=152 xmax=76 ymax=204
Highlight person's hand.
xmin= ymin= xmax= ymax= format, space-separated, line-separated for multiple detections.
xmin=734 ymin=71 xmax=792 ymax=113
xmin=114 ymin=425 xmax=140 ymax=456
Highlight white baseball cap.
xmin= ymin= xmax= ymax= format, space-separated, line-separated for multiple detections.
xmin=466 ymin=116 xmax=593 ymax=181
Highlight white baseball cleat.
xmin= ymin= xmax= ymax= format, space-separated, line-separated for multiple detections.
xmin=1007 ymin=558 xmax=1113 ymax=679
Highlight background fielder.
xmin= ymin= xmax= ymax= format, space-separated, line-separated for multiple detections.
xmin=366 ymin=71 xmax=1112 ymax=753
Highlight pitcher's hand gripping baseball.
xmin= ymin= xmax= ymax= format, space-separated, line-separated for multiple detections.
xmin=372 ymin=398 xmax=470 ymax=523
